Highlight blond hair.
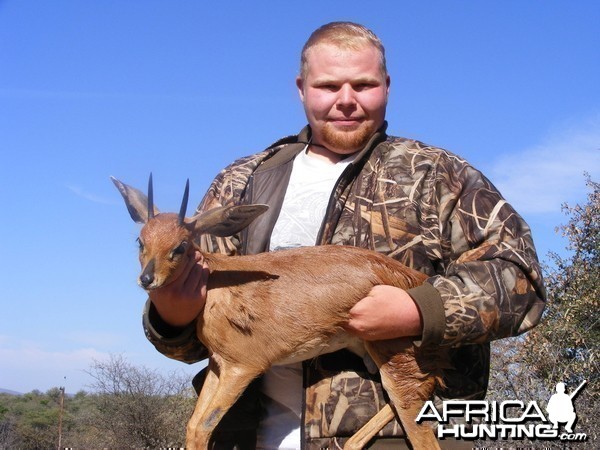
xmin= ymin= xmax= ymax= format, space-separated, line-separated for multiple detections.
xmin=300 ymin=22 xmax=387 ymax=80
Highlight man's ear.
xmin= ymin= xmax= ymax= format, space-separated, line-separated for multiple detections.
xmin=385 ymin=74 xmax=391 ymax=99
xmin=296 ymin=76 xmax=305 ymax=103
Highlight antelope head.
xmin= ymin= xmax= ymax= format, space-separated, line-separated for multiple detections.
xmin=112 ymin=174 xmax=268 ymax=290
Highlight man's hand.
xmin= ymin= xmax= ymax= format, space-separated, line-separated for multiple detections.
xmin=148 ymin=251 xmax=209 ymax=327
xmin=344 ymin=285 xmax=423 ymax=340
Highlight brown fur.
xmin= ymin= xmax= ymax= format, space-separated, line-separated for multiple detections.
xmin=112 ymin=176 xmax=446 ymax=449
xmin=151 ymin=231 xmax=445 ymax=449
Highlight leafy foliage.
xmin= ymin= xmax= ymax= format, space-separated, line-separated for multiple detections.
xmin=484 ymin=175 xmax=599 ymax=447
xmin=0 ymin=355 xmax=195 ymax=448
xmin=0 ymin=390 xmax=65 ymax=449
xmin=527 ymin=175 xmax=600 ymax=390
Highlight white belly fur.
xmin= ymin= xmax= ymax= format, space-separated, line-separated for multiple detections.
xmin=273 ymin=332 xmax=375 ymax=372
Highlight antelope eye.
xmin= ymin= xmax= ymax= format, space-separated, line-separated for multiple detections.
xmin=136 ymin=237 xmax=144 ymax=252
xmin=171 ymin=241 xmax=188 ymax=258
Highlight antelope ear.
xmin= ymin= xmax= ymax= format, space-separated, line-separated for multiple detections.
xmin=111 ymin=176 xmax=160 ymax=223
xmin=187 ymin=204 xmax=269 ymax=237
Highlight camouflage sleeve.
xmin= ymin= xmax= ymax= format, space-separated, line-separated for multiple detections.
xmin=142 ymin=299 xmax=208 ymax=363
xmin=409 ymin=156 xmax=546 ymax=347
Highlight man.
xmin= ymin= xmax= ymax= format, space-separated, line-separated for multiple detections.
xmin=142 ymin=22 xmax=546 ymax=449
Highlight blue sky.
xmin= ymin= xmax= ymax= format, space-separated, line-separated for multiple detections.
xmin=1 ymin=0 xmax=598 ymax=394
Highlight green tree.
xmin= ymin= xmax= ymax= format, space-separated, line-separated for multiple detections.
xmin=483 ymin=176 xmax=599 ymax=448
xmin=522 ymin=175 xmax=599 ymax=438
xmin=0 ymin=390 xmax=61 ymax=450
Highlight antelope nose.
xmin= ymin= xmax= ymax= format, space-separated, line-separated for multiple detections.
xmin=139 ymin=259 xmax=156 ymax=289
xmin=139 ymin=273 xmax=154 ymax=288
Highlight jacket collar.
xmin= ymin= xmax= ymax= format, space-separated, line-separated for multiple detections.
xmin=257 ymin=122 xmax=389 ymax=173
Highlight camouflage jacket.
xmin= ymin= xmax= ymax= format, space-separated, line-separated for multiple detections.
xmin=142 ymin=124 xmax=546 ymax=449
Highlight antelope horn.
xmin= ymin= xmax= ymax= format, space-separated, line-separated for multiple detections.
xmin=147 ymin=173 xmax=155 ymax=220
xmin=179 ymin=179 xmax=190 ymax=225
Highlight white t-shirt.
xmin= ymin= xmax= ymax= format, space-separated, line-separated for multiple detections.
xmin=256 ymin=148 xmax=353 ymax=450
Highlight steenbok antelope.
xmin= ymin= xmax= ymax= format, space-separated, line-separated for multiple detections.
xmin=113 ymin=175 xmax=446 ymax=450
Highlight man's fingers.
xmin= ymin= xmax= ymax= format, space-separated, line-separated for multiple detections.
xmin=195 ymin=260 xmax=210 ymax=298
xmin=184 ymin=253 xmax=208 ymax=295
xmin=181 ymin=251 xmax=201 ymax=279
xmin=343 ymin=286 xmax=422 ymax=340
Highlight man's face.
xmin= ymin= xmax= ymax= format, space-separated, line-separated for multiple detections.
xmin=297 ymin=43 xmax=390 ymax=155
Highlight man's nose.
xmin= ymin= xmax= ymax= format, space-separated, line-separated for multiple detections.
xmin=336 ymin=84 xmax=357 ymax=107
